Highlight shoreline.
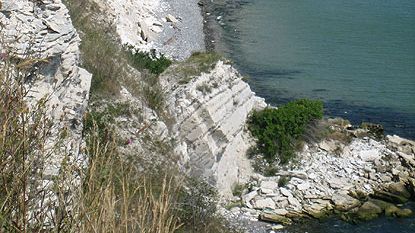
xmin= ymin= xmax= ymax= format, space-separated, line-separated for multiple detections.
xmin=194 ymin=1 xmax=415 ymax=232
xmin=220 ymin=124 xmax=415 ymax=232
xmin=199 ymin=0 xmax=219 ymax=52
xmin=196 ymin=0 xmax=415 ymax=140
xmin=199 ymin=0 xmax=230 ymax=53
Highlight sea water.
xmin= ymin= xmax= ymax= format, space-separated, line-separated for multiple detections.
xmin=213 ymin=0 xmax=415 ymax=139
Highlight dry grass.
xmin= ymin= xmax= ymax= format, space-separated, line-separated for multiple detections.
xmin=76 ymin=124 xmax=182 ymax=233
xmin=302 ymin=118 xmax=353 ymax=145
xmin=0 ymin=51 xmax=56 ymax=232
xmin=0 ymin=50 xmax=182 ymax=233
xmin=166 ymin=52 xmax=222 ymax=85
xmin=0 ymin=57 xmax=233 ymax=232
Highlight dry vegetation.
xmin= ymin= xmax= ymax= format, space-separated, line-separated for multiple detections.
xmin=165 ymin=52 xmax=222 ymax=85
xmin=63 ymin=0 xmax=169 ymax=112
xmin=0 ymin=54 xmax=236 ymax=232
xmin=0 ymin=48 xmax=181 ymax=232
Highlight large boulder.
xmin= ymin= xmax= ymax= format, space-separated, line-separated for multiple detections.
xmin=360 ymin=122 xmax=384 ymax=139
xmin=303 ymin=201 xmax=332 ymax=219
xmin=332 ymin=193 xmax=361 ymax=211
xmin=373 ymin=190 xmax=409 ymax=204
xmin=387 ymin=182 xmax=411 ymax=200
xmin=254 ymin=198 xmax=276 ymax=210
xmin=387 ymin=135 xmax=415 ymax=155
xmin=356 ymin=201 xmax=382 ymax=221
xmin=369 ymin=198 xmax=412 ymax=217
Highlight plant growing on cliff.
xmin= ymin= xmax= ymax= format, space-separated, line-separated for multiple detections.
xmin=248 ymin=99 xmax=323 ymax=164
xmin=127 ymin=48 xmax=172 ymax=75
xmin=170 ymin=52 xmax=222 ymax=84
xmin=0 ymin=52 xmax=56 ymax=232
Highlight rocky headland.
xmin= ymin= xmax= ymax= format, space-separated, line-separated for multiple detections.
xmin=1 ymin=0 xmax=414 ymax=232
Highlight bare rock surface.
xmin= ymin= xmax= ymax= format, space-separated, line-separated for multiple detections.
xmin=161 ymin=61 xmax=266 ymax=197
xmin=224 ymin=135 xmax=415 ymax=228
xmin=0 ymin=0 xmax=91 ymax=175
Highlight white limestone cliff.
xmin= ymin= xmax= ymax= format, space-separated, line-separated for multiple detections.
xmin=161 ymin=61 xmax=267 ymax=197
xmin=0 ymin=0 xmax=91 ymax=175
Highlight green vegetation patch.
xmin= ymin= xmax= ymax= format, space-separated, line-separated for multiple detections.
xmin=127 ymin=49 xmax=172 ymax=75
xmin=84 ymin=102 xmax=132 ymax=139
xmin=64 ymin=0 xmax=171 ymax=100
xmin=248 ymin=99 xmax=323 ymax=164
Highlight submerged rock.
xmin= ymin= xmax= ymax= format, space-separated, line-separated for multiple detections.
xmin=356 ymin=201 xmax=382 ymax=221
xmin=259 ymin=213 xmax=293 ymax=225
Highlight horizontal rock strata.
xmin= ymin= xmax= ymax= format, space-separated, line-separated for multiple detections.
xmin=161 ymin=61 xmax=266 ymax=197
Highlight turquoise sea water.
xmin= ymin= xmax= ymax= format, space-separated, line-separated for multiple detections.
xmin=214 ymin=0 xmax=415 ymax=139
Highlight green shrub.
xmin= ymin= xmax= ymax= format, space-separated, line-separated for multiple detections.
xmin=232 ymin=183 xmax=246 ymax=197
xmin=278 ymin=176 xmax=291 ymax=187
xmin=248 ymin=99 xmax=323 ymax=164
xmin=127 ymin=49 xmax=172 ymax=75
xmin=196 ymin=83 xmax=212 ymax=94
xmin=83 ymin=102 xmax=132 ymax=141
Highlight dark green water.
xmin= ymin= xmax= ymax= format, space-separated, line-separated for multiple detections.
xmin=205 ymin=0 xmax=415 ymax=231
xmin=284 ymin=205 xmax=415 ymax=233
xmin=213 ymin=0 xmax=415 ymax=139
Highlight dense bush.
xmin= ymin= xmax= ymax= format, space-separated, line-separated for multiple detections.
xmin=248 ymin=99 xmax=323 ymax=164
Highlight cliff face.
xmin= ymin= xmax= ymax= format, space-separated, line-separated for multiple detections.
xmin=161 ymin=61 xmax=267 ymax=197
xmin=0 ymin=0 xmax=91 ymax=175
xmin=84 ymin=0 xmax=258 ymax=196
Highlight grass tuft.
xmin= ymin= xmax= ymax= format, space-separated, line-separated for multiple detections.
xmin=169 ymin=52 xmax=222 ymax=85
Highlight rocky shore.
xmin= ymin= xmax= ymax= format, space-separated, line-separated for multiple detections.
xmin=220 ymin=123 xmax=415 ymax=231
xmin=193 ymin=1 xmax=415 ymax=231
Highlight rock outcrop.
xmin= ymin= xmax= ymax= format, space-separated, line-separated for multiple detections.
xmin=0 ymin=0 xmax=91 ymax=175
xmin=223 ymin=134 xmax=415 ymax=224
xmin=91 ymin=0 xmax=161 ymax=47
xmin=161 ymin=61 xmax=266 ymax=197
